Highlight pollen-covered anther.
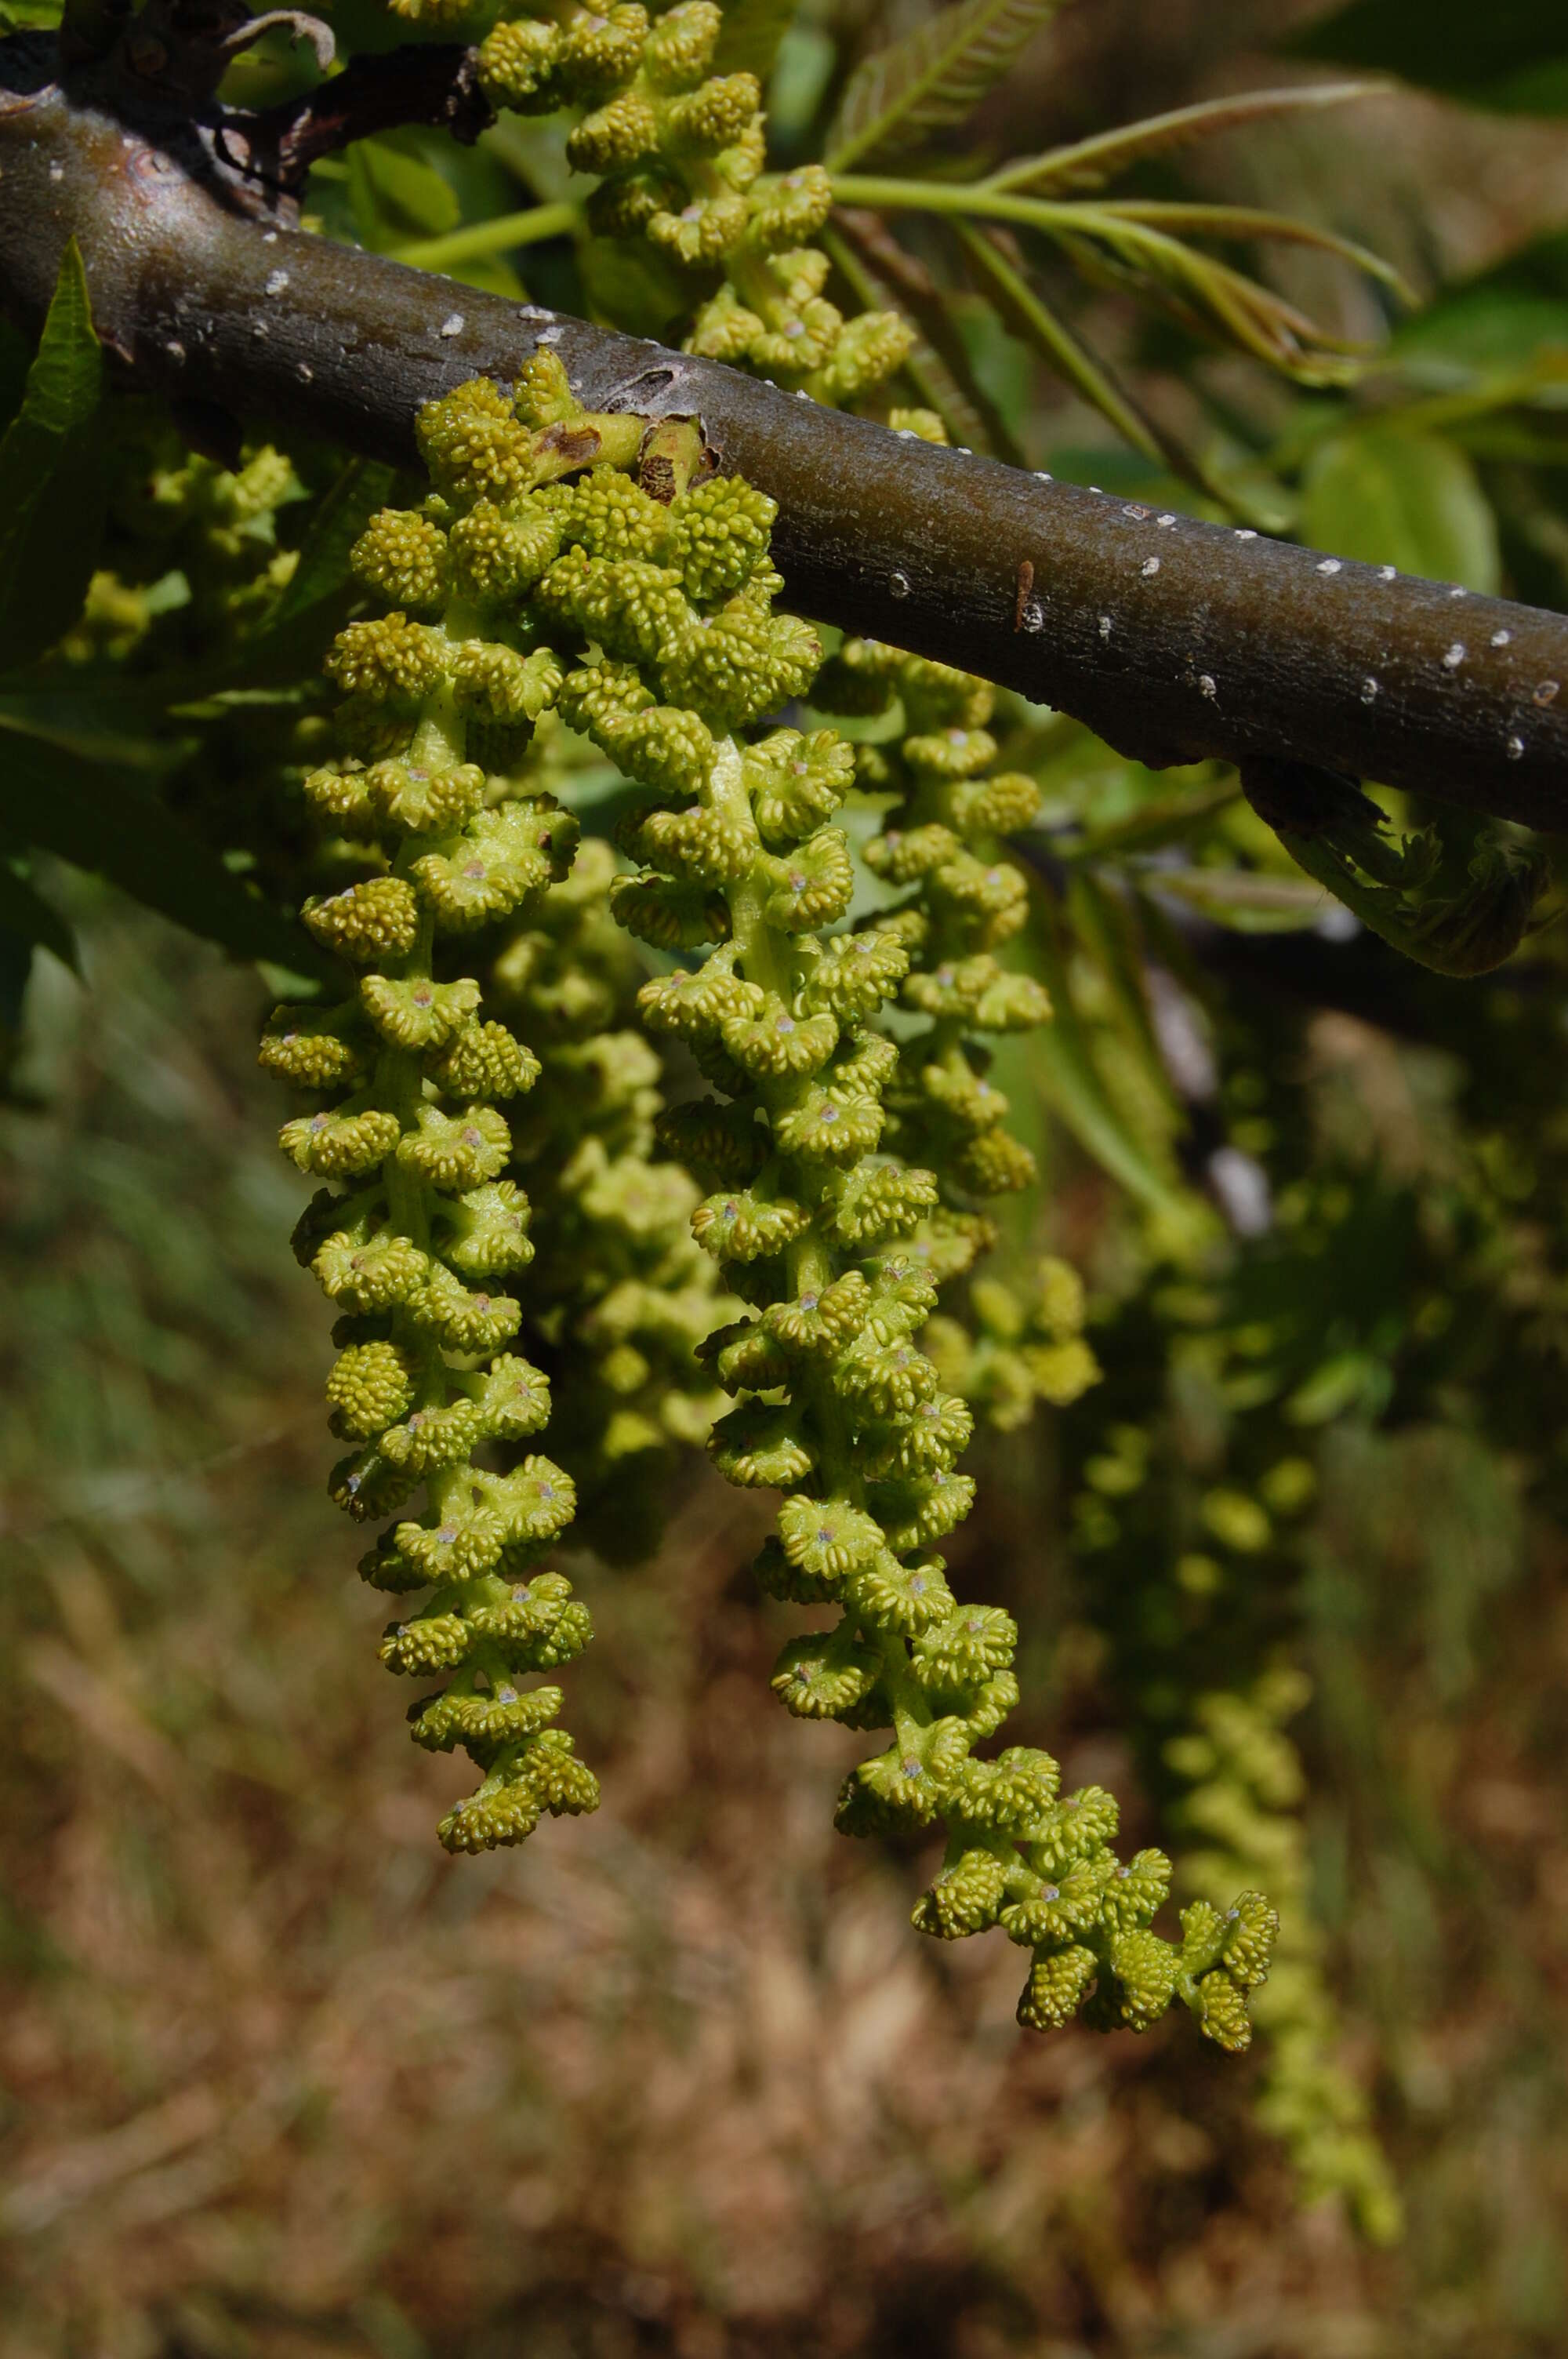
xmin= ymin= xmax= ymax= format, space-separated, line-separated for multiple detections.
xmin=325 ymin=1339 xmax=417 ymax=1441
xmin=279 ymin=1103 xmax=401 ymax=1179
xmin=690 ymin=1188 xmax=813 ymax=1264
xmin=326 ymin=613 xmax=448 ymax=707
xmin=777 ymin=1492 xmax=883 ymax=1580
xmin=763 ymin=1269 xmax=872 ymax=1355
xmin=379 ymin=1396 xmax=485 ymax=1476
xmin=720 ymin=996 xmax=837 ymax=1079
xmin=302 ymin=877 xmax=419 ymax=963
xmin=439 ymin=1180 xmax=535 ymax=1276
xmin=350 ymin=507 xmax=450 ymax=611
xmin=359 ymin=972 xmax=481 ymax=1052
xmin=430 ymin=1020 xmax=542 ymax=1101
xmin=259 ymin=1007 xmax=368 ymax=1090
xmin=771 ymin=1086 xmax=883 ymax=1165
xmin=842 ymin=1550 xmax=955 ymax=1637
xmin=760 ymin=829 xmax=854 ymax=931
xmin=397 ymin=1103 xmax=512 ymax=1190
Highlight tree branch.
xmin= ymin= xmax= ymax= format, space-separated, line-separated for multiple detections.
xmin=248 ymin=42 xmax=492 ymax=193
xmin=2 ymin=35 xmax=1566 ymax=831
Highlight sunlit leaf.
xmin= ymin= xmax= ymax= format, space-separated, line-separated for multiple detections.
xmin=1144 ymin=867 xmax=1332 ymax=932
xmin=991 ymin=82 xmax=1391 ymax=194
xmin=1301 ymin=428 xmax=1501 ymax=591
xmin=826 ymin=0 xmax=1069 ymax=173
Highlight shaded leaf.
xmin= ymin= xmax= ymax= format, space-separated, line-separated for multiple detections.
xmin=1300 ymin=428 xmax=1501 ymax=591
xmin=953 ymin=223 xmax=1176 ymax=472
xmin=263 ymin=456 xmax=398 ymax=634
xmin=1290 ymin=0 xmax=1568 ymax=112
xmin=827 ymin=0 xmax=1069 ymax=173
xmin=0 ymin=736 xmax=318 ymax=971
xmin=0 ymin=858 xmax=78 ymax=973
xmin=1144 ymin=867 xmax=1331 ymax=932
xmin=991 ymin=82 xmax=1391 ymax=194
xmin=348 ymin=140 xmax=461 ymax=251
xmin=828 ymin=213 xmax=1025 ymax=463
xmin=1029 ymin=910 xmax=1198 ymax=1224
xmin=0 ymin=239 xmax=107 ymax=668
xmin=713 ymin=0 xmax=797 ymax=81
xmin=1065 ymin=870 xmax=1172 ymax=1093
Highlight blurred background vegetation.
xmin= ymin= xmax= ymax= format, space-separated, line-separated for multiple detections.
xmin=4 ymin=0 xmax=1568 ymax=2350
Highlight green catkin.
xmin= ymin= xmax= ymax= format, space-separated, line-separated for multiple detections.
xmin=808 ymin=634 xmax=1100 ymax=1430
xmin=488 ymin=825 xmax=738 ymax=1560
xmin=260 ymin=374 xmax=656 ymax=1852
xmin=468 ymin=1 xmax=912 ymax=402
xmin=356 ymin=359 xmax=1276 ymax=2042
xmin=1168 ymin=1676 xmax=1403 ymax=2242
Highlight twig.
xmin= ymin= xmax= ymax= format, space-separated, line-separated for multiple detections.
xmin=2 ymin=34 xmax=1566 ymax=828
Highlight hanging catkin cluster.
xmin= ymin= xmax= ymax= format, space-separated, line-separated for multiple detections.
xmin=262 ymin=358 xmax=1276 ymax=2042
xmin=470 ymin=0 xmax=912 ymax=400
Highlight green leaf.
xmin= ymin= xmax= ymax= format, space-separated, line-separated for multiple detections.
xmin=713 ymin=0 xmax=797 ymax=81
xmin=0 ymin=238 xmax=107 ymax=667
xmin=0 ymin=857 xmax=78 ymax=973
xmin=0 ymin=238 xmax=100 ymax=450
xmin=826 ymin=0 xmax=1069 ymax=173
xmin=1300 ymin=427 xmax=1501 ymax=591
xmin=825 ymin=216 xmax=1026 ymax=463
xmin=0 ymin=736 xmax=318 ymax=971
xmin=953 ymin=222 xmax=1170 ymax=469
xmin=263 ymin=456 xmax=397 ymax=634
xmin=1290 ymin=0 xmax=1568 ymax=111
xmin=1144 ymin=867 xmax=1330 ymax=932
xmin=349 ymin=139 xmax=462 ymax=249
xmin=1028 ymin=911 xmax=1199 ymax=1227
xmin=989 ymin=82 xmax=1389 ymax=196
